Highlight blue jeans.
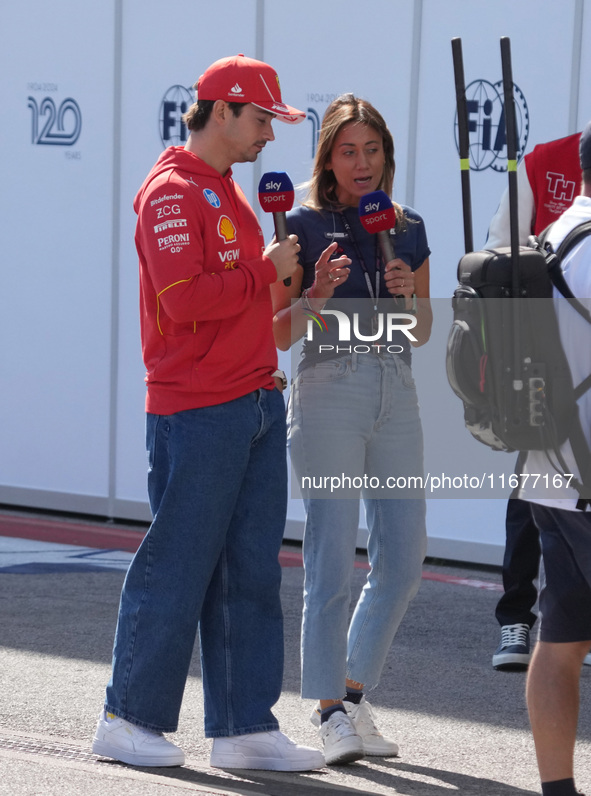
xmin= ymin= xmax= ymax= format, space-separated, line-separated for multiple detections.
xmin=105 ymin=388 xmax=287 ymax=737
xmin=288 ymin=353 xmax=427 ymax=698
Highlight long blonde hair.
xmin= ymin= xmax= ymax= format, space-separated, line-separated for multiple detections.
xmin=304 ymin=93 xmax=403 ymax=225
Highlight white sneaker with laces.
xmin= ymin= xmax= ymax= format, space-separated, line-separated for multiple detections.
xmin=310 ymin=698 xmax=398 ymax=757
xmin=210 ymin=730 xmax=324 ymax=771
xmin=319 ymin=710 xmax=364 ymax=765
xmin=92 ymin=710 xmax=185 ymax=767
xmin=343 ymin=698 xmax=399 ymax=756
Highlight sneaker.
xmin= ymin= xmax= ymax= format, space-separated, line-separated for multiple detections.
xmin=343 ymin=698 xmax=399 ymax=757
xmin=92 ymin=710 xmax=185 ymax=767
xmin=210 ymin=730 xmax=324 ymax=771
xmin=310 ymin=699 xmax=398 ymax=757
xmin=492 ymin=623 xmax=531 ymax=670
xmin=584 ymin=653 xmax=591 ymax=667
xmin=319 ymin=710 xmax=364 ymax=765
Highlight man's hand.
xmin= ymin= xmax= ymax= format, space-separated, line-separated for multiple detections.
xmin=265 ymin=235 xmax=301 ymax=284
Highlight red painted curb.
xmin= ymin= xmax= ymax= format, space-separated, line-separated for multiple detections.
xmin=0 ymin=514 xmax=145 ymax=552
xmin=0 ymin=512 xmax=502 ymax=591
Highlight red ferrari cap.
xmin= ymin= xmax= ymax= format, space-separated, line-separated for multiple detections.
xmin=196 ymin=53 xmax=305 ymax=124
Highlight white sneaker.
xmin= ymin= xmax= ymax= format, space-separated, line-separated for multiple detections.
xmin=584 ymin=653 xmax=591 ymax=667
xmin=344 ymin=698 xmax=399 ymax=757
xmin=210 ymin=730 xmax=324 ymax=771
xmin=319 ymin=710 xmax=364 ymax=765
xmin=310 ymin=699 xmax=398 ymax=757
xmin=92 ymin=710 xmax=185 ymax=767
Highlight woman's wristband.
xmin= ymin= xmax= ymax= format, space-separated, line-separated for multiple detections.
xmin=302 ymin=288 xmax=326 ymax=312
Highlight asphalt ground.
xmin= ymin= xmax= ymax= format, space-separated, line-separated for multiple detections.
xmin=1 ymin=509 xmax=590 ymax=796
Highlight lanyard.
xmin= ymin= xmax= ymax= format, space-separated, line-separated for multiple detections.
xmin=338 ymin=211 xmax=381 ymax=311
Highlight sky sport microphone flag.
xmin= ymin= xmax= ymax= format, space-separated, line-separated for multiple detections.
xmin=258 ymin=171 xmax=295 ymax=285
xmin=358 ymin=190 xmax=397 ymax=264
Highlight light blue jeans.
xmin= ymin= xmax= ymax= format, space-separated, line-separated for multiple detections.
xmin=288 ymin=353 xmax=427 ymax=698
xmin=105 ymin=388 xmax=287 ymax=736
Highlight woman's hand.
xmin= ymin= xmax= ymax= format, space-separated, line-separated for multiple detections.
xmin=306 ymin=242 xmax=351 ymax=310
xmin=271 ymin=242 xmax=351 ymax=350
xmin=384 ymin=258 xmax=415 ymax=298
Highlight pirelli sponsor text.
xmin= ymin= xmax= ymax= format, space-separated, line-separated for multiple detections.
xmin=154 ymin=218 xmax=187 ymax=234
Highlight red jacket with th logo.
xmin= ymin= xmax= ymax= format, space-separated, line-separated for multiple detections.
xmin=525 ymin=132 xmax=582 ymax=234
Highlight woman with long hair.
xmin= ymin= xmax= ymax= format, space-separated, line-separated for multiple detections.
xmin=272 ymin=94 xmax=432 ymax=765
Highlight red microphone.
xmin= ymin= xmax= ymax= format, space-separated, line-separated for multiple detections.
xmin=358 ymin=190 xmax=397 ymax=264
xmin=359 ymin=190 xmax=404 ymax=300
xmin=258 ymin=171 xmax=295 ymax=286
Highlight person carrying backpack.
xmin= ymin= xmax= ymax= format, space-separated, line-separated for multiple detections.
xmin=520 ymin=121 xmax=591 ymax=796
xmin=485 ymin=130 xmax=591 ymax=671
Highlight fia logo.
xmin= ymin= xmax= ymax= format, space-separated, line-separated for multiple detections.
xmin=159 ymin=85 xmax=193 ymax=148
xmin=454 ymin=79 xmax=529 ymax=172
xmin=28 ymin=96 xmax=82 ymax=146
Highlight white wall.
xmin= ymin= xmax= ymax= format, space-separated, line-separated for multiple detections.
xmin=0 ymin=0 xmax=588 ymax=564
xmin=0 ymin=1 xmax=116 ymax=512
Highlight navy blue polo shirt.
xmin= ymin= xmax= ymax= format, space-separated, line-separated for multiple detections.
xmin=286 ymin=204 xmax=430 ymax=369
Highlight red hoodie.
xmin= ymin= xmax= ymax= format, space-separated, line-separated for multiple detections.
xmin=134 ymin=147 xmax=279 ymax=415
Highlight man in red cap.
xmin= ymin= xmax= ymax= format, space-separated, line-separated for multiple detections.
xmin=92 ymin=54 xmax=324 ymax=772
